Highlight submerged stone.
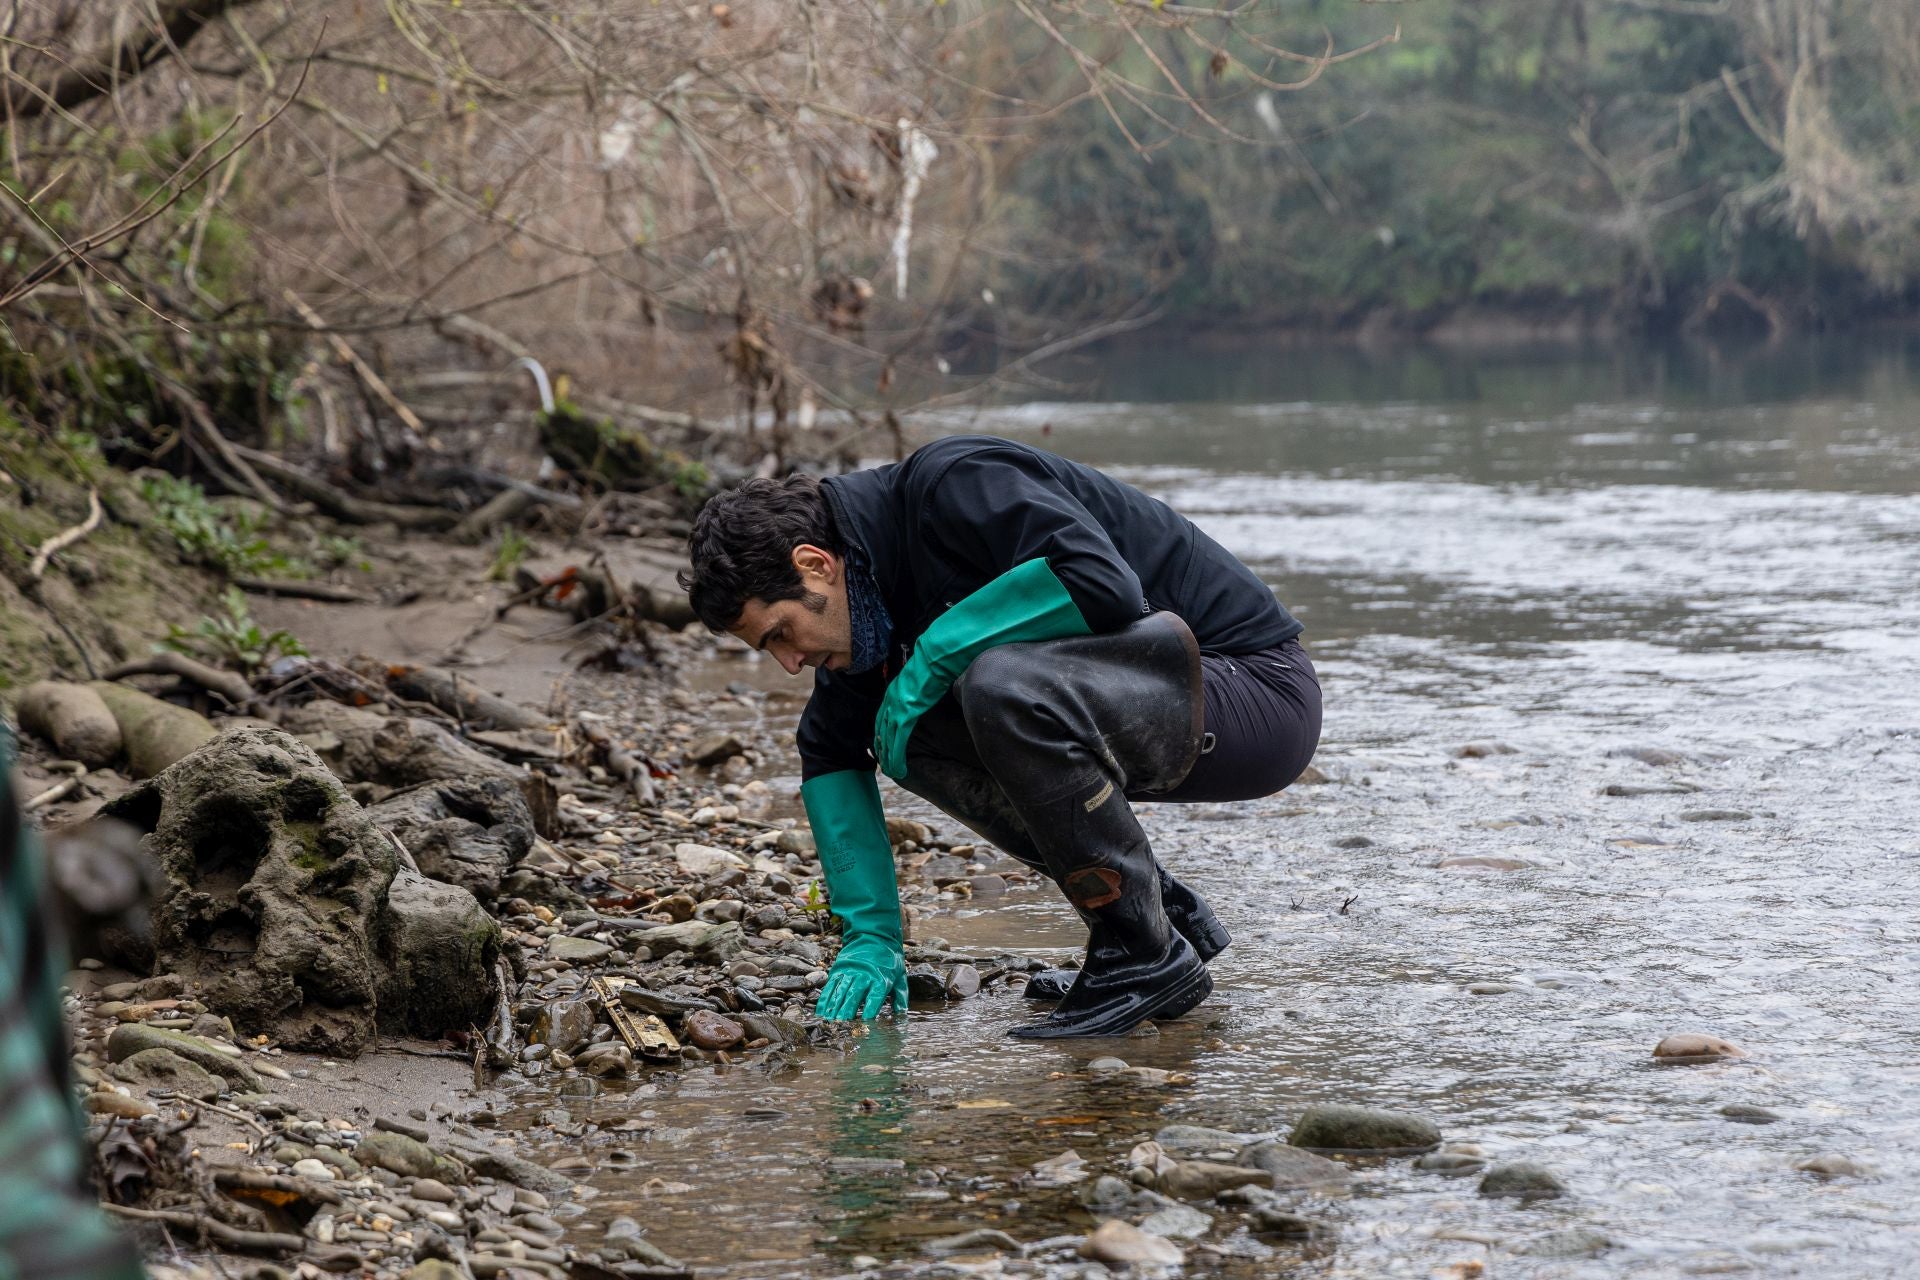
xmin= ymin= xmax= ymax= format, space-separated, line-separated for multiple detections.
xmin=1479 ymin=1162 xmax=1567 ymax=1199
xmin=1289 ymin=1103 xmax=1441 ymax=1153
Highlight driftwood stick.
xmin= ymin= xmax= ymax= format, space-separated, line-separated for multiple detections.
xmin=101 ymin=1203 xmax=304 ymax=1254
xmin=450 ymin=487 xmax=536 ymax=543
xmin=230 ymin=445 xmax=457 ymax=530
xmin=284 ymin=289 xmax=430 ymax=439
xmin=28 ymin=489 xmax=104 ymax=581
xmin=103 ymin=653 xmax=255 ymax=707
xmin=233 ymin=576 xmax=370 ymax=603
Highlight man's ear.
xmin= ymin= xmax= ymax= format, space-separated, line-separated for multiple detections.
xmin=792 ymin=544 xmax=838 ymax=583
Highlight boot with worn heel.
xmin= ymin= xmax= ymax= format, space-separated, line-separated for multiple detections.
xmin=1022 ymin=866 xmax=1228 ymax=1002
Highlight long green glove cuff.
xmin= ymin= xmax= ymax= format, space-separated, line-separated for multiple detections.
xmin=804 ymin=770 xmax=908 ymax=1021
xmin=872 ymin=556 xmax=1092 ymax=780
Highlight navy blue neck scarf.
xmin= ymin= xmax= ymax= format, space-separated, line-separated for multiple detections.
xmin=842 ymin=547 xmax=894 ymax=675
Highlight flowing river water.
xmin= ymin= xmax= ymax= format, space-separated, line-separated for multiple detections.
xmin=513 ymin=338 xmax=1920 ymax=1278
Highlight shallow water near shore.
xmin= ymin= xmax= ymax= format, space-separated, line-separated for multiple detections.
xmin=509 ymin=338 xmax=1920 ymax=1277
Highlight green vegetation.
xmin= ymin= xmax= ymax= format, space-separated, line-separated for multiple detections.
xmin=976 ymin=0 xmax=1920 ymax=334
xmin=487 ymin=528 xmax=532 ymax=583
xmin=160 ymin=587 xmax=307 ymax=675
xmin=139 ymin=473 xmax=305 ymax=579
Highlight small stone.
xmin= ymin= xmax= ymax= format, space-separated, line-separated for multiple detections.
xmin=546 ymin=936 xmax=613 ymax=965
xmin=111 ymin=1048 xmax=223 ymax=1101
xmin=1289 ymin=1103 xmax=1441 ymax=1154
xmin=1436 ymin=856 xmax=1533 ymax=872
xmin=1679 ymin=809 xmax=1753 ymax=822
xmin=637 ymin=920 xmax=745 ymax=965
xmin=1138 ymin=1204 xmax=1213 ymax=1240
xmin=685 ymin=733 xmax=746 ymax=766
xmin=1237 ymin=1141 xmax=1351 ymax=1189
xmin=886 ymin=818 xmax=932 ymax=847
xmin=1794 ymin=1154 xmax=1867 ymax=1178
xmin=1332 ymin=835 xmax=1374 ymax=849
xmin=657 ymin=893 xmax=698 ymax=922
xmin=1249 ymin=1208 xmax=1332 ymax=1239
xmin=291 ymin=1159 xmax=336 ymax=1182
xmin=1155 ymin=1125 xmax=1246 ymax=1158
xmin=409 ymin=1178 xmax=456 ymax=1203
xmin=945 ymin=965 xmax=982 ymax=1000
xmin=1479 ymin=1162 xmax=1567 ymax=1199
xmin=1515 ymin=1228 xmax=1614 ymax=1258
xmin=1456 ymin=741 xmax=1517 ymax=758
xmin=1087 ymin=1057 xmax=1129 ymax=1073
xmin=966 ymin=875 xmax=1007 ymax=897
xmin=104 ymin=1025 xmax=259 ymax=1090
xmin=674 ymin=843 xmax=746 ymax=876
xmin=1414 ymin=1151 xmax=1489 ymax=1176
xmin=694 ymin=899 xmax=746 ymax=924
xmin=1652 ymin=1033 xmax=1746 ymax=1062
xmin=1080 ymin=1219 xmax=1183 ymax=1268
xmin=356 ymin=1131 xmax=462 ymax=1183
xmin=1720 ymin=1104 xmax=1783 ymax=1124
xmin=83 ymin=1091 xmax=156 ymax=1120
xmin=528 ymin=1001 xmax=595 ymax=1055
xmin=1466 ymin=981 xmax=1524 ymax=995
xmin=684 ymin=1009 xmax=744 ymax=1051
xmin=1158 ymin=1160 xmax=1271 ymax=1200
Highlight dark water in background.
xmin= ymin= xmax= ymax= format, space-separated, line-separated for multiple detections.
xmin=526 ymin=338 xmax=1920 ymax=1279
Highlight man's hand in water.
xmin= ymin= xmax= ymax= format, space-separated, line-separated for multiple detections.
xmin=816 ymin=934 xmax=909 ymax=1021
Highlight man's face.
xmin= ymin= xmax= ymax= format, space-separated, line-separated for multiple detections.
xmin=727 ymin=544 xmax=853 ymax=676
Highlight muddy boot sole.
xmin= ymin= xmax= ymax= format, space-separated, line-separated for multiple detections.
xmin=1006 ymin=967 xmax=1213 ymax=1040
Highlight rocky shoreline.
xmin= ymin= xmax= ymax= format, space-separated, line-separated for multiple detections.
xmin=20 ymin=556 xmax=1090 ymax=1280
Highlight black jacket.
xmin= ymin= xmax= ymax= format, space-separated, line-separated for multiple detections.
xmin=797 ymin=436 xmax=1301 ymax=778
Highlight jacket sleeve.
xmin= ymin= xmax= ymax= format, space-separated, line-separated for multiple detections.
xmin=917 ymin=445 xmax=1148 ymax=634
xmin=795 ymin=666 xmax=887 ymax=781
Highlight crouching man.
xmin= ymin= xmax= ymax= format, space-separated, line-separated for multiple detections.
xmin=679 ymin=436 xmax=1321 ymax=1038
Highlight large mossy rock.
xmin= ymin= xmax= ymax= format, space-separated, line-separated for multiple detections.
xmin=99 ymin=726 xmax=498 ymax=1055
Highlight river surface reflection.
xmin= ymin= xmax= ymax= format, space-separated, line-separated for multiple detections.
xmin=515 ymin=337 xmax=1920 ymax=1278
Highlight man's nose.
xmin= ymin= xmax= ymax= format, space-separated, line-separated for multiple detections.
xmin=774 ymin=644 xmax=804 ymax=676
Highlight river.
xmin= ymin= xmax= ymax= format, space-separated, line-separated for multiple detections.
xmin=522 ymin=336 xmax=1920 ymax=1278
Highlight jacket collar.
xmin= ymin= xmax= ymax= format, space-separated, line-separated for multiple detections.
xmin=820 ymin=466 xmax=905 ymax=605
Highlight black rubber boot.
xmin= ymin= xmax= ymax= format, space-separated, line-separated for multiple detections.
xmin=1021 ymin=867 xmax=1229 ymax=1001
xmin=1000 ymin=784 xmax=1212 ymax=1038
xmin=903 ymin=613 xmax=1213 ymax=1038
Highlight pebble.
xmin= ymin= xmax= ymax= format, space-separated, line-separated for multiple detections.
xmin=291 ymin=1159 xmax=337 ymax=1181
xmin=409 ymin=1178 xmax=457 ymax=1203
xmin=1794 ymin=1154 xmax=1867 ymax=1178
xmin=684 ymin=1009 xmax=745 ymax=1050
xmin=1138 ymin=1205 xmax=1212 ymax=1239
xmin=1158 ymin=1161 xmax=1271 ymax=1200
xmin=545 ymin=937 xmax=613 ymax=965
xmin=1414 ymin=1151 xmax=1489 ymax=1177
xmin=1081 ymin=1219 xmax=1184 ymax=1267
xmin=1237 ymin=1141 xmax=1351 ymax=1189
xmin=1720 ymin=1104 xmax=1783 ymax=1124
xmin=1652 ymin=1033 xmax=1746 ymax=1062
xmin=1479 ymin=1162 xmax=1567 ymax=1199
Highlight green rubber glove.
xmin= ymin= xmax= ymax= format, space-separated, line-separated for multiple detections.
xmin=872 ymin=557 xmax=1092 ymax=781
xmin=804 ymin=770 xmax=909 ymax=1021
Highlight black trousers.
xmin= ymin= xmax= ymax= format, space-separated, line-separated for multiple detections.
xmin=1155 ymin=636 xmax=1322 ymax=803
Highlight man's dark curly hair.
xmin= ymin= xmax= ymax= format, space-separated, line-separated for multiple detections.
xmin=679 ymin=474 xmax=843 ymax=631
